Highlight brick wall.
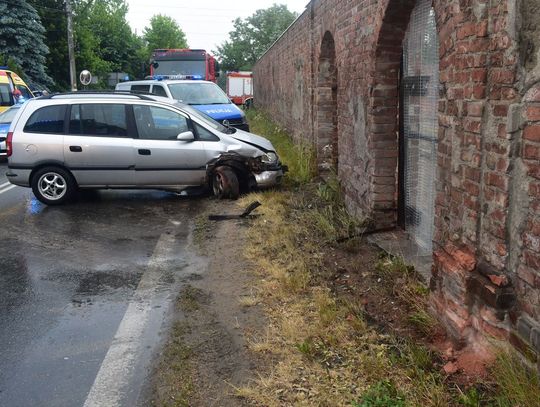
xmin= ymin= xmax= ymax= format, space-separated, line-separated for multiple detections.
xmin=253 ymin=0 xmax=540 ymax=367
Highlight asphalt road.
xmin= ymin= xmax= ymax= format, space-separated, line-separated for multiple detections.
xmin=0 ymin=160 xmax=207 ymax=407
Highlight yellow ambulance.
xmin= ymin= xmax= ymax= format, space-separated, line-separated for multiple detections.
xmin=0 ymin=69 xmax=34 ymax=113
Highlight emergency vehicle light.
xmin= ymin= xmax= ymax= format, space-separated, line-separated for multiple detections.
xmin=150 ymin=74 xmax=204 ymax=81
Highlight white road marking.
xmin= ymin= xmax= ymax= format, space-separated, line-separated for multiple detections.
xmin=0 ymin=184 xmax=16 ymax=195
xmin=83 ymin=231 xmax=178 ymax=407
xmin=0 ymin=181 xmax=11 ymax=189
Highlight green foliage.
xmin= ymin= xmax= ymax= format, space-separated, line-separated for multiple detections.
xmin=245 ymin=109 xmax=316 ymax=185
xmin=353 ymin=380 xmax=406 ymax=407
xmin=457 ymin=387 xmax=482 ymax=407
xmin=407 ymin=310 xmax=437 ymax=337
xmin=0 ymin=0 xmax=53 ymax=88
xmin=375 ymin=255 xmax=415 ymax=280
xmin=143 ymin=14 xmax=188 ymax=55
xmin=215 ymin=4 xmax=297 ymax=71
xmin=295 ymin=338 xmax=316 ymax=359
xmin=491 ymin=350 xmax=540 ymax=407
xmin=74 ymin=0 xmax=145 ymax=87
xmin=29 ymin=0 xmax=69 ymax=91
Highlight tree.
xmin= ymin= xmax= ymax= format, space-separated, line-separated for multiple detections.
xmin=0 ymin=0 xmax=53 ymax=88
xmin=73 ymin=0 xmax=146 ymax=87
xmin=143 ymin=15 xmax=188 ymax=53
xmin=215 ymin=4 xmax=297 ymax=71
xmin=29 ymin=0 xmax=69 ymax=91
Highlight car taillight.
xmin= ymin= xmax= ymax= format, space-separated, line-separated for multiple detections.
xmin=6 ymin=131 xmax=13 ymax=157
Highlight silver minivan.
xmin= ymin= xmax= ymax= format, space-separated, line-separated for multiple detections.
xmin=5 ymin=92 xmax=283 ymax=205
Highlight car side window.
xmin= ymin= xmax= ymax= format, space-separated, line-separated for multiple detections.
xmin=16 ymin=85 xmax=32 ymax=100
xmin=133 ymin=105 xmax=190 ymax=141
xmin=151 ymin=85 xmax=167 ymax=97
xmin=194 ymin=123 xmax=219 ymax=141
xmin=0 ymin=84 xmax=12 ymax=106
xmin=69 ymin=104 xmax=128 ymax=137
xmin=131 ymin=85 xmax=150 ymax=93
xmin=24 ymin=105 xmax=66 ymax=134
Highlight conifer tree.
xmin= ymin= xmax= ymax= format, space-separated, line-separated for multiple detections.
xmin=0 ymin=0 xmax=53 ymax=88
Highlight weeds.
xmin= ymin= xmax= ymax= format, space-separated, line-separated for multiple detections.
xmin=151 ymin=321 xmax=194 ymax=407
xmin=245 ymin=109 xmax=316 ymax=185
xmin=177 ymin=285 xmax=203 ymax=312
xmin=376 ymin=254 xmax=438 ymax=338
xmin=490 ymin=349 xmax=540 ymax=407
xmin=193 ymin=213 xmax=212 ymax=249
xmin=353 ymin=380 xmax=406 ymax=407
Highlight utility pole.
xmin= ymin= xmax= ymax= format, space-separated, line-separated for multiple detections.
xmin=66 ymin=0 xmax=77 ymax=91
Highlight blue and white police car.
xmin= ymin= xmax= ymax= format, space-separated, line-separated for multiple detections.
xmin=115 ymin=76 xmax=249 ymax=131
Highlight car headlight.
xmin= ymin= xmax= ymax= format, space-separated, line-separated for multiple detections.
xmin=261 ymin=152 xmax=278 ymax=164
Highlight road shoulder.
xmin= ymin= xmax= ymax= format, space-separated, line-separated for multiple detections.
xmin=147 ymin=200 xmax=268 ymax=407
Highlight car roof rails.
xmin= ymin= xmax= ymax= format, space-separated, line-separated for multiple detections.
xmin=41 ymin=90 xmax=154 ymax=101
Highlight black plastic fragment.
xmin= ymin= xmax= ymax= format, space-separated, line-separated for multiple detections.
xmin=208 ymin=201 xmax=262 ymax=221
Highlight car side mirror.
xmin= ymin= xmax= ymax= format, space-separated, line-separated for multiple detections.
xmin=177 ymin=131 xmax=195 ymax=141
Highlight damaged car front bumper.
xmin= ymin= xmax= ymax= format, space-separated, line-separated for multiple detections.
xmin=255 ymin=169 xmax=284 ymax=187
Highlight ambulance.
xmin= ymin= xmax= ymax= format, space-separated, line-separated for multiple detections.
xmin=0 ymin=68 xmax=34 ymax=113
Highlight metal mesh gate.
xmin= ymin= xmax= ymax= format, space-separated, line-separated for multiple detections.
xmin=402 ymin=0 xmax=439 ymax=254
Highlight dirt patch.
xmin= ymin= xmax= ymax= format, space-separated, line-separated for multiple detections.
xmin=148 ymin=200 xmax=268 ymax=407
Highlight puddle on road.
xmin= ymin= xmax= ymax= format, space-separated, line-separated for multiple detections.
xmin=75 ymin=270 xmax=143 ymax=296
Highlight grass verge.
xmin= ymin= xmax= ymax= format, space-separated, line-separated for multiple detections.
xmin=150 ymin=321 xmax=194 ymax=407
xmin=236 ymin=109 xmax=540 ymax=406
xmin=245 ymin=109 xmax=317 ymax=185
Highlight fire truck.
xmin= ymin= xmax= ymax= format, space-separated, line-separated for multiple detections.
xmin=150 ymin=49 xmax=219 ymax=82
xmin=226 ymin=71 xmax=253 ymax=107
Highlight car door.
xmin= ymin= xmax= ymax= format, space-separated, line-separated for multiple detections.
xmin=64 ymin=103 xmax=135 ymax=186
xmin=132 ymin=104 xmax=208 ymax=186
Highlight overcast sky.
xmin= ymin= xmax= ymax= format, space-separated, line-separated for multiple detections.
xmin=125 ymin=1 xmax=309 ymax=54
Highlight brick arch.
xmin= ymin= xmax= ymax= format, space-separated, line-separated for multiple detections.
xmin=367 ymin=0 xmax=416 ymax=227
xmin=316 ymin=31 xmax=338 ymax=171
xmin=367 ymin=0 xmax=442 ymax=229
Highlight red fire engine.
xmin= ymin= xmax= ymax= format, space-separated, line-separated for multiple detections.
xmin=150 ymin=49 xmax=219 ymax=82
xmin=226 ymin=71 xmax=253 ymax=106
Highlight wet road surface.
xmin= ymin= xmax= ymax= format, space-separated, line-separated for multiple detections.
xmin=0 ymin=160 xmax=207 ymax=406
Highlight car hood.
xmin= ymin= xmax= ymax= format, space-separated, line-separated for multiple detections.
xmin=191 ymin=103 xmax=243 ymax=121
xmin=230 ymin=129 xmax=275 ymax=152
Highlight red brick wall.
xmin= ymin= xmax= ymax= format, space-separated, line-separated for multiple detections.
xmin=254 ymin=0 xmax=540 ymax=366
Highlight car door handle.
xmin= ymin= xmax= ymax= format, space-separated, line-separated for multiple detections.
xmin=69 ymin=146 xmax=82 ymax=152
xmin=138 ymin=149 xmax=151 ymax=156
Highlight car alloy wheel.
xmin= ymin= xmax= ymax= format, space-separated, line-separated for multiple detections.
xmin=38 ymin=172 xmax=67 ymax=201
xmin=31 ymin=166 xmax=77 ymax=205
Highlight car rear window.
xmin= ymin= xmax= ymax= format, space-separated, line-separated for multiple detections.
xmin=69 ymin=104 xmax=127 ymax=137
xmin=131 ymin=85 xmax=150 ymax=93
xmin=23 ymin=105 xmax=66 ymax=134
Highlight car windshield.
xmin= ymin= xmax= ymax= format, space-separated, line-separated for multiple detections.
xmin=173 ymin=102 xmax=234 ymax=134
xmin=0 ymin=105 xmax=20 ymax=123
xmin=168 ymin=83 xmax=230 ymax=105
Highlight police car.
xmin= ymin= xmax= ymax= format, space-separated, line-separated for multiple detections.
xmin=115 ymin=76 xmax=249 ymax=131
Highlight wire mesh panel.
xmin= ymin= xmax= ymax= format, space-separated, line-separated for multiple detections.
xmin=402 ymin=0 xmax=439 ymax=254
